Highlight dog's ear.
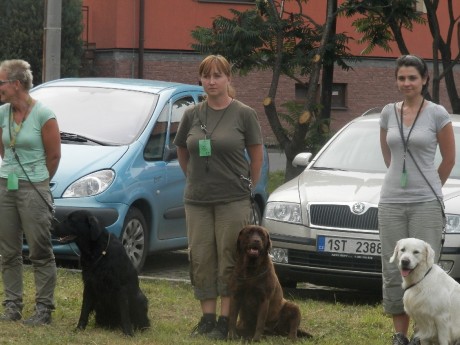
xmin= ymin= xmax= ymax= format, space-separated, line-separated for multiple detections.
xmin=88 ymin=215 xmax=103 ymax=241
xmin=425 ymin=241 xmax=435 ymax=267
xmin=236 ymin=227 xmax=246 ymax=253
xmin=389 ymin=240 xmax=400 ymax=263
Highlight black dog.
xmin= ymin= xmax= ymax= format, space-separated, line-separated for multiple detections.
xmin=52 ymin=210 xmax=150 ymax=336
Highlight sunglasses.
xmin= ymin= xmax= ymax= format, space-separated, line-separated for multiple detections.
xmin=0 ymin=80 xmax=14 ymax=86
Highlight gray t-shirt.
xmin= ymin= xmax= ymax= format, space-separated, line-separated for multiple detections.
xmin=379 ymin=100 xmax=451 ymax=203
xmin=174 ymin=99 xmax=263 ymax=204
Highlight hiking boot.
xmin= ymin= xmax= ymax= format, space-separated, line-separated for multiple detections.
xmin=0 ymin=302 xmax=22 ymax=321
xmin=23 ymin=304 xmax=52 ymax=326
xmin=206 ymin=315 xmax=228 ymax=340
xmin=190 ymin=314 xmax=216 ymax=337
xmin=393 ymin=332 xmax=409 ymax=345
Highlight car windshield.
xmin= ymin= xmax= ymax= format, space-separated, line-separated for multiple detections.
xmin=313 ymin=120 xmax=386 ymax=173
xmin=31 ymin=86 xmax=158 ymax=145
xmin=312 ymin=118 xmax=460 ymax=179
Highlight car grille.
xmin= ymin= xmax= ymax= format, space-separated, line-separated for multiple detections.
xmin=288 ymin=249 xmax=381 ymax=273
xmin=309 ymin=204 xmax=378 ymax=230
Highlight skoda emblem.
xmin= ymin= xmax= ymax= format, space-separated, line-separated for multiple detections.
xmin=351 ymin=202 xmax=365 ymax=215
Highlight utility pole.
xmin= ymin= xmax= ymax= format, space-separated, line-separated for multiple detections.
xmin=43 ymin=0 xmax=62 ymax=83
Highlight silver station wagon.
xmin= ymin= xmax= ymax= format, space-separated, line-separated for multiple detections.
xmin=263 ymin=108 xmax=460 ymax=290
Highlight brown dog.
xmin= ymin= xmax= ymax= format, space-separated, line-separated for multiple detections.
xmin=228 ymin=225 xmax=312 ymax=341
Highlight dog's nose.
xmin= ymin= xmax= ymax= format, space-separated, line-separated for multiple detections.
xmin=401 ymin=258 xmax=410 ymax=268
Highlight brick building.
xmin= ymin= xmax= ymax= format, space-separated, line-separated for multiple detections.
xmin=81 ymin=0 xmax=460 ymax=145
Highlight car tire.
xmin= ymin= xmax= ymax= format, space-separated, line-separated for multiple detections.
xmin=121 ymin=207 xmax=148 ymax=273
xmin=250 ymin=201 xmax=262 ymax=225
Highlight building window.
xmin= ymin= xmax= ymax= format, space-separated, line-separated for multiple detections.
xmin=295 ymin=83 xmax=347 ymax=109
xmin=295 ymin=83 xmax=320 ymax=103
xmin=331 ymin=83 xmax=347 ymax=109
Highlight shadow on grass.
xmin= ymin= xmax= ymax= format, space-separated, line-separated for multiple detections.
xmin=283 ymin=285 xmax=382 ymax=306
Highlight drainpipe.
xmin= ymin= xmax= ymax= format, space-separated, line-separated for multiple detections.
xmin=43 ymin=0 xmax=62 ymax=82
xmin=138 ymin=0 xmax=145 ymax=79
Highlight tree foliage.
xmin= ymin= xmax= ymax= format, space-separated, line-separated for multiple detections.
xmin=192 ymin=0 xmax=352 ymax=179
xmin=341 ymin=0 xmax=425 ymax=54
xmin=340 ymin=0 xmax=460 ymax=113
xmin=0 ymin=0 xmax=83 ymax=85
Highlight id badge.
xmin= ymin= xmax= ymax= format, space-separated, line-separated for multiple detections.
xmin=7 ymin=172 xmax=19 ymax=190
xmin=400 ymin=171 xmax=407 ymax=188
xmin=199 ymin=139 xmax=211 ymax=157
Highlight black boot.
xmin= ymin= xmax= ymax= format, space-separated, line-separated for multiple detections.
xmin=0 ymin=302 xmax=22 ymax=322
xmin=190 ymin=313 xmax=216 ymax=336
xmin=206 ymin=315 xmax=228 ymax=340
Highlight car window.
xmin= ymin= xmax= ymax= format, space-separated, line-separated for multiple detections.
xmin=145 ymin=105 xmax=168 ymax=161
xmin=313 ymin=120 xmax=387 ymax=173
xmin=169 ymin=96 xmax=195 ymax=149
xmin=313 ymin=119 xmax=460 ymax=178
xmin=435 ymin=126 xmax=460 ymax=179
xmin=144 ymin=96 xmax=195 ymax=161
xmin=31 ymin=86 xmax=158 ymax=145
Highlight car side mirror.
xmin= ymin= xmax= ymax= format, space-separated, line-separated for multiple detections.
xmin=164 ymin=146 xmax=177 ymax=161
xmin=292 ymin=152 xmax=312 ymax=167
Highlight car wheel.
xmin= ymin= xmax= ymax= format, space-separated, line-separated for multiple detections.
xmin=250 ymin=201 xmax=262 ymax=225
xmin=121 ymin=207 xmax=148 ymax=273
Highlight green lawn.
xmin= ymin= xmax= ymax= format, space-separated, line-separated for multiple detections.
xmin=0 ymin=266 xmax=401 ymax=345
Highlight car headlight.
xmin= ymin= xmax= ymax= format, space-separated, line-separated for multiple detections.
xmin=445 ymin=214 xmax=460 ymax=233
xmin=264 ymin=202 xmax=302 ymax=224
xmin=63 ymin=170 xmax=115 ymax=197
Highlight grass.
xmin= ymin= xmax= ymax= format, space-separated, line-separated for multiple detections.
xmin=268 ymin=170 xmax=286 ymax=194
xmin=0 ymin=266 xmax=399 ymax=345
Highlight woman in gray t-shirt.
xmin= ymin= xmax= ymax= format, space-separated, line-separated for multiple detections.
xmin=378 ymin=55 xmax=455 ymax=345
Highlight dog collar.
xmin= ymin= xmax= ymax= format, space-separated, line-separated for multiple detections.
xmin=404 ymin=267 xmax=432 ymax=291
xmin=92 ymin=233 xmax=111 ymax=267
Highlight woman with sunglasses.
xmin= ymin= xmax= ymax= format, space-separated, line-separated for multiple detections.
xmin=0 ymin=59 xmax=61 ymax=325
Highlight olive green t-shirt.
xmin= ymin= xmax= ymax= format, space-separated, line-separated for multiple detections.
xmin=174 ymin=99 xmax=262 ymax=204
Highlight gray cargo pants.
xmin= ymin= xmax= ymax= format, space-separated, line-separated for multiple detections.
xmin=0 ymin=178 xmax=56 ymax=309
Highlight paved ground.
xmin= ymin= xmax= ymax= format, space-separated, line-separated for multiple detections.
xmin=138 ymin=250 xmax=382 ymax=303
xmin=268 ymin=149 xmax=287 ymax=172
xmin=141 ymin=250 xmax=191 ymax=283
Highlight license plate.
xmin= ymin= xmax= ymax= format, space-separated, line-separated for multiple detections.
xmin=317 ymin=236 xmax=381 ymax=256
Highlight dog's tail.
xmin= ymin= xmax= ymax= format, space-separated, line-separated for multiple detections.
xmin=297 ymin=329 xmax=313 ymax=338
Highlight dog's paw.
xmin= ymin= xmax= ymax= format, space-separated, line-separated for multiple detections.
xmin=122 ymin=329 xmax=135 ymax=337
xmin=74 ymin=325 xmax=85 ymax=333
xmin=228 ymin=330 xmax=239 ymax=340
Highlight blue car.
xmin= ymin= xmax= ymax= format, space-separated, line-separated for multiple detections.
xmin=23 ymin=78 xmax=268 ymax=272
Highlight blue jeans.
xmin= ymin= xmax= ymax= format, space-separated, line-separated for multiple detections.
xmin=0 ymin=178 xmax=56 ymax=309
